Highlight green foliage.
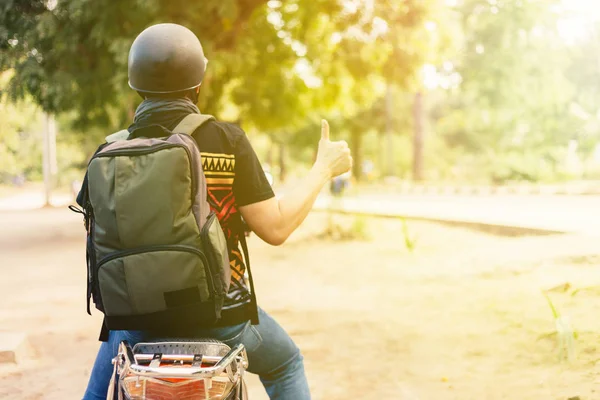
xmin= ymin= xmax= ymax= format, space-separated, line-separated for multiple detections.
xmin=542 ymin=289 xmax=577 ymax=362
xmin=400 ymin=217 xmax=417 ymax=252
xmin=2 ymin=0 xmax=600 ymax=184
xmin=1 ymin=0 xmax=276 ymax=128
xmin=542 ymin=292 xmax=560 ymax=320
xmin=320 ymin=214 xmax=370 ymax=242
xmin=350 ymin=216 xmax=370 ymax=241
xmin=0 ymin=0 xmax=430 ymax=134
xmin=426 ymin=0 xmax=600 ymax=183
xmin=0 ymin=96 xmax=43 ymax=182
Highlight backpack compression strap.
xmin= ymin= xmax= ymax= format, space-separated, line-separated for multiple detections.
xmin=239 ymin=235 xmax=259 ymax=325
xmin=173 ymin=113 xmax=215 ymax=136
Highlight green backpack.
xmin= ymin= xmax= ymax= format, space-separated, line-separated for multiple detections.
xmin=76 ymin=114 xmax=231 ymax=332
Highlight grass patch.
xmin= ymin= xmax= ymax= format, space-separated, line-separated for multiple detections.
xmin=401 ymin=217 xmax=417 ymax=252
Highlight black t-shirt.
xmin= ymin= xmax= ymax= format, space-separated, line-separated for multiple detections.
xmin=173 ymin=118 xmax=274 ymax=326
xmin=186 ymin=120 xmax=274 ymax=323
xmin=190 ymin=120 xmax=275 ymax=207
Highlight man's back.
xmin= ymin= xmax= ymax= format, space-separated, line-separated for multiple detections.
xmin=128 ymin=102 xmax=273 ymax=329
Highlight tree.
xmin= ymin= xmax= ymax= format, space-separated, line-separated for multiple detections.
xmin=429 ymin=0 xmax=577 ymax=183
xmin=1 ymin=0 xmax=271 ymax=130
xmin=1 ymin=0 xmax=453 ymax=185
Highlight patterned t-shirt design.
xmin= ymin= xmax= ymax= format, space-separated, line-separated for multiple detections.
xmin=201 ymin=152 xmax=250 ymax=308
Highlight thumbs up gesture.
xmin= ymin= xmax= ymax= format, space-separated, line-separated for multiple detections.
xmin=315 ymin=119 xmax=353 ymax=179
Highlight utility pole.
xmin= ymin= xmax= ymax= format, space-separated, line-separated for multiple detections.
xmin=412 ymin=91 xmax=424 ymax=181
xmin=278 ymin=142 xmax=286 ymax=183
xmin=385 ymin=84 xmax=394 ymax=177
xmin=42 ymin=113 xmax=57 ymax=207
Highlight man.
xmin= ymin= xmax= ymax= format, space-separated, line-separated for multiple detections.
xmin=82 ymin=23 xmax=352 ymax=400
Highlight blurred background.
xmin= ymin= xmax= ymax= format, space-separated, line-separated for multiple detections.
xmin=2 ymin=0 xmax=600 ymax=399
xmin=4 ymin=0 xmax=600 ymax=193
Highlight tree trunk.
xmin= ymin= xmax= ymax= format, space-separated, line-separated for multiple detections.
xmin=42 ymin=113 xmax=57 ymax=207
xmin=350 ymin=129 xmax=363 ymax=181
xmin=385 ymin=85 xmax=394 ymax=177
xmin=278 ymin=142 xmax=287 ymax=182
xmin=412 ymin=91 xmax=425 ymax=181
xmin=377 ymin=131 xmax=385 ymax=177
xmin=266 ymin=141 xmax=274 ymax=166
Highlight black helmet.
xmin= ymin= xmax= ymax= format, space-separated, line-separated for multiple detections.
xmin=128 ymin=23 xmax=207 ymax=94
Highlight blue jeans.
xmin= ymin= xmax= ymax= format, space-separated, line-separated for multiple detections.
xmin=82 ymin=308 xmax=310 ymax=400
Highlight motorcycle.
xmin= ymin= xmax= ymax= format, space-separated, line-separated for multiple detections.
xmin=110 ymin=339 xmax=249 ymax=399
xmin=108 ymin=168 xmax=273 ymax=399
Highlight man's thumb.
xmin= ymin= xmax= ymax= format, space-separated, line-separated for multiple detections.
xmin=321 ymin=119 xmax=330 ymax=141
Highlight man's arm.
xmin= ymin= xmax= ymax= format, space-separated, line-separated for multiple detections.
xmin=239 ymin=120 xmax=352 ymax=246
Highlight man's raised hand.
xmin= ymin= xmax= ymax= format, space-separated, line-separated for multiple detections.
xmin=315 ymin=119 xmax=353 ymax=179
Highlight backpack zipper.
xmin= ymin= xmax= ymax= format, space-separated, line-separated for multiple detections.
xmin=93 ymin=143 xmax=196 ymax=207
xmin=96 ymin=245 xmax=215 ymax=296
xmin=95 ymin=143 xmax=183 ymax=158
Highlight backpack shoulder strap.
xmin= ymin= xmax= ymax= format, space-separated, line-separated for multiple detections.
xmin=105 ymin=129 xmax=130 ymax=143
xmin=239 ymin=235 xmax=259 ymax=325
xmin=173 ymin=114 xmax=215 ymax=136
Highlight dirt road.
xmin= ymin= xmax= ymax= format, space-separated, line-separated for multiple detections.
xmin=314 ymin=193 xmax=600 ymax=235
xmin=1 ymin=207 xmax=600 ymax=399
